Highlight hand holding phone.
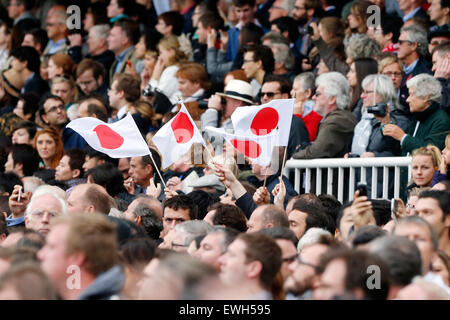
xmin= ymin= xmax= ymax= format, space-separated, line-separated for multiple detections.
xmin=356 ymin=183 xmax=368 ymax=197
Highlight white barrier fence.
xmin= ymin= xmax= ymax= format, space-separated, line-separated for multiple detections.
xmin=283 ymin=157 xmax=412 ymax=203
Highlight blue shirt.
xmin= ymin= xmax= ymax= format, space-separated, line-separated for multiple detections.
xmin=48 ymin=38 xmax=66 ymax=55
xmin=403 ymin=58 xmax=419 ymax=75
xmin=6 ymin=215 xmax=25 ymax=227
xmin=402 ymin=7 xmax=421 ymax=22
xmin=114 ymin=46 xmax=134 ymax=74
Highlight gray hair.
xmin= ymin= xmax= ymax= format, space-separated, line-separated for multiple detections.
xmin=369 ymin=235 xmax=422 ymax=286
xmin=392 ymin=216 xmax=439 ymax=251
xmin=407 ymin=74 xmax=442 ymax=104
xmin=207 ymin=226 xmax=239 ymax=253
xmin=90 ymin=24 xmax=111 ymax=40
xmin=401 ymin=25 xmax=428 ymax=57
xmin=346 ymin=34 xmax=381 ymax=61
xmin=316 ymin=72 xmax=351 ymax=110
xmin=261 ymin=31 xmax=290 ymax=46
xmin=297 ymin=228 xmax=333 ymax=252
xmin=175 ymin=220 xmax=212 ymax=246
xmin=362 ymin=74 xmax=399 ymax=108
xmin=27 ymin=190 xmax=67 ymax=216
xmin=49 ymin=10 xmax=68 ymax=24
xmin=294 ymin=72 xmax=315 ymax=93
xmin=271 ymin=43 xmax=295 ymax=70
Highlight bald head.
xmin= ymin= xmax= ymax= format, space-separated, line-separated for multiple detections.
xmin=67 ymin=183 xmax=112 ymax=214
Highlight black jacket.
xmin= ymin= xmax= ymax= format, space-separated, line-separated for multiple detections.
xmin=367 ymin=108 xmax=411 ymax=156
xmin=22 ymin=73 xmax=49 ymax=97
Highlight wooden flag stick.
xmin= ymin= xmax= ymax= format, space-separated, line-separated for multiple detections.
xmin=149 ymin=151 xmax=167 ymax=189
xmin=263 ymin=166 xmax=269 ymax=189
xmin=280 ymin=146 xmax=288 ymax=178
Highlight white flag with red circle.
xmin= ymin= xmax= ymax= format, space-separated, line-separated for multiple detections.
xmin=67 ymin=113 xmax=150 ymax=158
xmin=152 ymin=102 xmax=206 ymax=169
xmin=205 ymin=126 xmax=278 ymax=166
xmin=231 ymin=98 xmax=294 ymax=146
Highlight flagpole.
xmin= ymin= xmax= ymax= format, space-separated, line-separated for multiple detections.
xmin=149 ymin=151 xmax=167 ymax=189
xmin=263 ymin=166 xmax=269 ymax=189
xmin=280 ymin=146 xmax=288 ymax=178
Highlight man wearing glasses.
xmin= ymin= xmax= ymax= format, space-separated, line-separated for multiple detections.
xmin=42 ymin=8 xmax=69 ymax=57
xmin=39 ymin=94 xmax=86 ymax=150
xmin=397 ymin=25 xmax=432 ymax=91
xmin=25 ymin=189 xmax=67 ymax=236
xmin=284 ymin=240 xmax=329 ymax=299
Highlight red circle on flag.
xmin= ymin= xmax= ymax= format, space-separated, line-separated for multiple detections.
xmin=93 ymin=125 xmax=124 ymax=149
xmin=171 ymin=112 xmax=194 ymax=144
xmin=250 ymin=107 xmax=279 ymax=135
xmin=230 ymin=139 xmax=262 ymax=158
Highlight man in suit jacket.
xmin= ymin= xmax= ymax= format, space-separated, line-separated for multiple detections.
xmin=42 ymin=8 xmax=69 ymax=59
xmin=399 ymin=0 xmax=431 ymax=23
xmin=398 ymin=25 xmax=432 ymax=106
xmin=107 ymin=19 xmax=139 ymax=85
xmin=292 ymin=72 xmax=357 ymax=159
xmin=108 ymin=73 xmax=149 ymax=134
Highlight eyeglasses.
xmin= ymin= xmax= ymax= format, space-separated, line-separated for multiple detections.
xmin=294 ymin=254 xmax=323 ymax=272
xmin=362 ymin=90 xmax=374 ymax=95
xmin=243 ymin=59 xmax=255 ymax=64
xmin=46 ymin=104 xmax=65 ymax=114
xmin=28 ymin=211 xmax=59 ymax=219
xmin=383 ymin=72 xmax=403 ymax=78
xmin=260 ymin=91 xmax=281 ymax=98
xmin=406 ymin=203 xmax=415 ymax=209
xmin=398 ymin=40 xmax=414 ymax=46
xmin=46 ymin=22 xmax=62 ymax=27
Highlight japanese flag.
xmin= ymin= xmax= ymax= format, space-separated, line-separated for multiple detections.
xmin=67 ymin=113 xmax=150 ymax=158
xmin=205 ymin=126 xmax=278 ymax=167
xmin=152 ymin=102 xmax=206 ymax=169
xmin=231 ymin=99 xmax=294 ymax=146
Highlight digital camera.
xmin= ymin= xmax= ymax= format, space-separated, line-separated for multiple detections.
xmin=367 ymin=102 xmax=387 ymax=117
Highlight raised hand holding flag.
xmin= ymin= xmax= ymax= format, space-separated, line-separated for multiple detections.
xmin=152 ymin=102 xmax=206 ymax=169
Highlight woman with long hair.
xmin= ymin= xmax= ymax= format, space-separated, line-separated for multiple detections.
xmin=148 ymin=36 xmax=188 ymax=104
xmin=347 ymin=58 xmax=378 ymax=114
xmin=33 ymin=127 xmax=64 ymax=169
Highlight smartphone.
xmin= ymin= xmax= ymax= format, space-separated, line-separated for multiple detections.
xmin=356 ymin=183 xmax=368 ymax=197
xmin=391 ymin=198 xmax=401 ymax=222
xmin=17 ymin=188 xmax=21 ymax=202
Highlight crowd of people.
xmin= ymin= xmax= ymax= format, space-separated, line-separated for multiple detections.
xmin=0 ymin=0 xmax=449 ymax=300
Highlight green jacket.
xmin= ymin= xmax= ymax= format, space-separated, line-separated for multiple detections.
xmin=401 ymin=103 xmax=450 ymax=155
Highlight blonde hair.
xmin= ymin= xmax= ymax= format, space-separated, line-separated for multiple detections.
xmin=157 ymin=36 xmax=187 ymax=66
xmin=378 ymin=55 xmax=404 ymax=74
xmin=445 ymin=134 xmax=450 ymax=149
xmin=51 ymin=75 xmax=79 ymax=103
xmin=412 ymin=145 xmax=442 ymax=168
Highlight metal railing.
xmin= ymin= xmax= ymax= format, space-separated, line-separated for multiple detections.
xmin=283 ymin=157 xmax=412 ymax=202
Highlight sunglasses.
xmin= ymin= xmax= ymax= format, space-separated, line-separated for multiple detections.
xmin=260 ymin=91 xmax=280 ymax=98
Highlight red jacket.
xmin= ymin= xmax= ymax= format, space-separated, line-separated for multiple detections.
xmin=295 ymin=111 xmax=323 ymax=142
